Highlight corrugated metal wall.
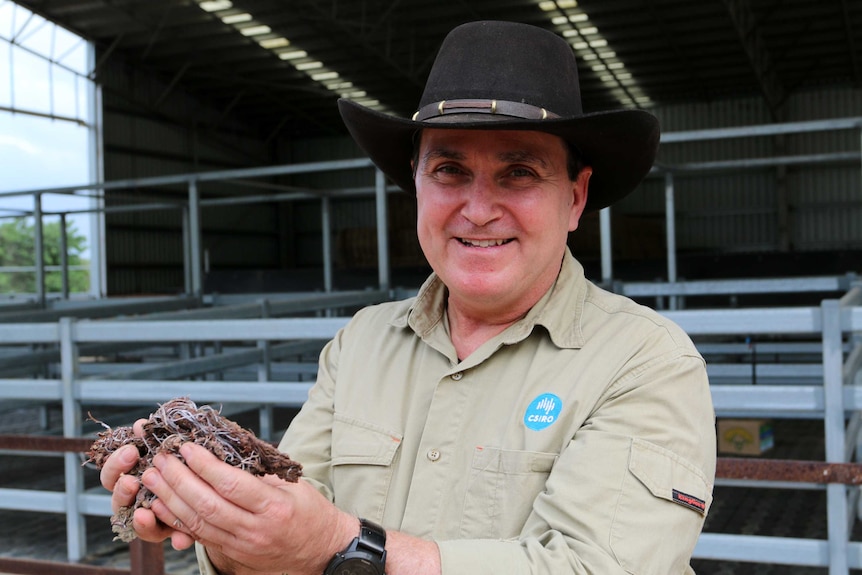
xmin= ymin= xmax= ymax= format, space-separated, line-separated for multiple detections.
xmin=620 ymin=88 xmax=862 ymax=256
xmin=101 ymin=53 xmax=284 ymax=294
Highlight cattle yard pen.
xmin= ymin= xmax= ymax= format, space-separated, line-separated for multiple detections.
xmin=0 ymin=278 xmax=859 ymax=573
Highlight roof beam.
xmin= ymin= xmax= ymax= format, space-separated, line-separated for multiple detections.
xmin=721 ymin=0 xmax=786 ymax=116
xmin=296 ymin=0 xmax=426 ymax=88
xmin=153 ymin=60 xmax=191 ymax=109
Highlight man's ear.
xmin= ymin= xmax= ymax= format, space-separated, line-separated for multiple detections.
xmin=568 ymin=166 xmax=592 ymax=232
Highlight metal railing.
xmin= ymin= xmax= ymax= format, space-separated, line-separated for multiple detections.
xmin=0 ymin=287 xmax=860 ymax=571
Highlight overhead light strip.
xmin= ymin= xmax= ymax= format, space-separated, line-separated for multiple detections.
xmin=538 ymin=0 xmax=652 ymax=108
xmin=196 ymin=0 xmax=386 ymax=111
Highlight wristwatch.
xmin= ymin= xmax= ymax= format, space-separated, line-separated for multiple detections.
xmin=323 ymin=518 xmax=387 ymax=575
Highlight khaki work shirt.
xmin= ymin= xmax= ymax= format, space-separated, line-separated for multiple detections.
xmin=198 ymin=250 xmax=716 ymax=574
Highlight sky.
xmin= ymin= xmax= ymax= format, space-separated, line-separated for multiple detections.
xmin=0 ymin=0 xmax=94 ymax=256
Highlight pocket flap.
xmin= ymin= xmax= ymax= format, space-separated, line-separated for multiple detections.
xmin=628 ymin=437 xmax=712 ymax=515
xmin=332 ymin=413 xmax=403 ymax=466
xmin=471 ymin=447 xmax=558 ymax=474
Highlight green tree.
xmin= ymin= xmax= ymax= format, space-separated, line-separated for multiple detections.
xmin=0 ymin=218 xmax=89 ymax=294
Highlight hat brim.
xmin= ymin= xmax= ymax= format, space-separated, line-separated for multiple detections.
xmin=339 ymin=98 xmax=660 ymax=212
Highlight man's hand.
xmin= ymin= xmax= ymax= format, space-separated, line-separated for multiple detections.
xmin=140 ymin=441 xmax=358 ymax=575
xmin=98 ymin=419 xmax=197 ymax=550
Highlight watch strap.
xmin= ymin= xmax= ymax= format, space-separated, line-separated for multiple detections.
xmin=357 ymin=518 xmax=386 ymax=556
xmin=322 ymin=518 xmax=387 ymax=575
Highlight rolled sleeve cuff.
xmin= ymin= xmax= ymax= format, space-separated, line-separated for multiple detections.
xmin=195 ymin=542 xmax=220 ymax=575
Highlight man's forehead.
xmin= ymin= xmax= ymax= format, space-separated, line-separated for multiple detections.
xmin=418 ymin=128 xmax=567 ymax=160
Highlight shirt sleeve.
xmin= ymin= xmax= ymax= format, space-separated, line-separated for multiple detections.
xmin=274 ymin=329 xmax=343 ymax=499
xmin=438 ymin=350 xmax=715 ymax=575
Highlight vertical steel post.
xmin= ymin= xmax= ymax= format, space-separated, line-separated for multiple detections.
xmin=129 ymin=539 xmax=166 ymax=575
xmin=182 ymin=207 xmax=192 ymax=294
xmin=34 ymin=194 xmax=46 ymax=307
xmin=664 ymin=172 xmax=678 ymax=310
xmin=188 ymin=179 xmax=203 ymax=296
xmin=60 ymin=317 xmax=85 ymax=561
xmin=375 ymin=169 xmax=390 ymax=292
xmin=322 ymin=196 xmax=333 ymax=293
xmin=60 ymin=213 xmax=70 ymax=299
xmin=87 ymin=40 xmax=106 ymax=299
xmin=822 ymin=299 xmax=848 ymax=575
xmin=599 ymin=207 xmax=612 ymax=285
xmin=258 ymin=299 xmax=273 ymax=441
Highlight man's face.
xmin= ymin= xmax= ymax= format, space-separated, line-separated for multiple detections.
xmin=414 ymin=128 xmax=591 ymax=316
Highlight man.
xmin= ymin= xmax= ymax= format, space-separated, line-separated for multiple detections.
xmin=102 ymin=20 xmax=716 ymax=575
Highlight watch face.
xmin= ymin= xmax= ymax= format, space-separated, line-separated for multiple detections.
xmin=333 ymin=558 xmax=381 ymax=575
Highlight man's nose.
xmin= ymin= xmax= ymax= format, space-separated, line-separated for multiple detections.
xmin=460 ymin=176 xmax=502 ymax=226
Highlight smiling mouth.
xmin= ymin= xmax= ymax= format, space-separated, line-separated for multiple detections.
xmin=457 ymin=238 xmax=513 ymax=248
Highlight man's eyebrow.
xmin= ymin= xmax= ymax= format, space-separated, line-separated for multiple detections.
xmin=498 ymin=150 xmax=550 ymax=167
xmin=421 ymin=147 xmax=466 ymax=164
xmin=421 ymin=147 xmax=550 ymax=166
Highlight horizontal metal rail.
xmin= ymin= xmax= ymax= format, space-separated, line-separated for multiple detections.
xmin=0 ymin=540 xmax=163 ymax=575
xmin=0 ymin=299 xmax=859 ymax=571
xmin=622 ymin=274 xmax=858 ymax=298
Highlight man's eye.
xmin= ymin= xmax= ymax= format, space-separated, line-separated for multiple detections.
xmin=437 ymin=165 xmax=463 ymax=175
xmin=510 ymin=167 xmax=535 ymax=177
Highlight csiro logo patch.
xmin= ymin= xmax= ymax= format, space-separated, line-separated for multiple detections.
xmin=524 ymin=393 xmax=562 ymax=431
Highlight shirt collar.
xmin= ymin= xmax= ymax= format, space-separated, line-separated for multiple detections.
xmin=393 ymin=248 xmax=587 ymax=350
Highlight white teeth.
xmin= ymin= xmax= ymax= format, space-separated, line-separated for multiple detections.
xmin=461 ymin=238 xmax=506 ymax=247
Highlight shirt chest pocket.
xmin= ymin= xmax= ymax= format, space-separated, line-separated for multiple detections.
xmin=460 ymin=447 xmax=558 ymax=539
xmin=331 ymin=413 xmax=403 ymax=521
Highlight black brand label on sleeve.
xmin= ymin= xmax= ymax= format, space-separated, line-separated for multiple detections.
xmin=672 ymin=489 xmax=706 ymax=515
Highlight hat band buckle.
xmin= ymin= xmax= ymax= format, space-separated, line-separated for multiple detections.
xmin=412 ymin=99 xmax=559 ymax=122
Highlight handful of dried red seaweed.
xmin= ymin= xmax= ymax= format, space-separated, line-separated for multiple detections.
xmin=86 ymin=396 xmax=302 ymax=542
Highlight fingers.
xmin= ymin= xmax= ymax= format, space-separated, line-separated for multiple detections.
xmin=179 ymin=443 xmax=274 ymax=514
xmin=111 ymin=474 xmax=140 ymax=514
xmin=132 ymin=418 xmax=147 ymax=437
xmin=100 ymin=444 xmax=141 ymax=490
xmin=130 ymin=506 xmax=181 ymax=545
xmin=145 ymin=498 xmax=197 ymax=550
xmin=141 ymin=451 xmax=237 ymax=545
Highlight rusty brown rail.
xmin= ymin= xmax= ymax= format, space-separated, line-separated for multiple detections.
xmin=717 ymin=457 xmax=862 ymax=484
xmin=0 ymin=434 xmax=93 ymax=453
xmin=0 ymin=539 xmax=163 ymax=575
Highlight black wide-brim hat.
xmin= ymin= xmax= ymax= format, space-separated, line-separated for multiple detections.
xmin=338 ymin=20 xmax=660 ymax=212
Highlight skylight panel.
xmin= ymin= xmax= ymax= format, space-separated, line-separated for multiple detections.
xmin=221 ymin=13 xmax=252 ymax=25
xmin=259 ymin=37 xmax=289 ymax=49
xmin=200 ymin=0 xmax=233 ymax=12
xmin=537 ymin=0 xmax=650 ymax=109
xmin=295 ymin=61 xmax=322 ymax=71
xmin=278 ymin=50 xmax=307 ymax=60
xmin=195 ymin=0 xmax=388 ymax=112
xmin=240 ymin=25 xmax=272 ymax=37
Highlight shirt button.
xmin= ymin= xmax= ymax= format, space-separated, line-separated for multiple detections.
xmin=451 ymin=372 xmax=463 ymax=381
xmin=427 ymin=448 xmax=441 ymax=462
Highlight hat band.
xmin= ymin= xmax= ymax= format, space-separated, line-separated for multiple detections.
xmin=412 ymin=99 xmax=560 ymax=122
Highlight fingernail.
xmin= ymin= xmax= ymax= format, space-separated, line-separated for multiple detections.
xmin=152 ymin=453 xmax=167 ymax=469
xmin=141 ymin=468 xmax=158 ymax=489
xmin=121 ymin=445 xmax=139 ymax=463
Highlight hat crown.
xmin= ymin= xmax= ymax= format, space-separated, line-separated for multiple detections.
xmin=420 ymin=21 xmax=583 ymax=118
